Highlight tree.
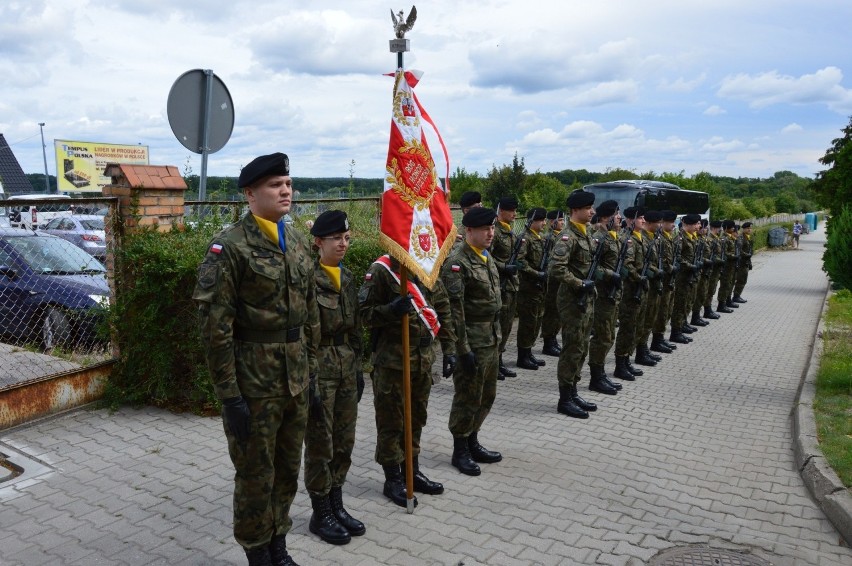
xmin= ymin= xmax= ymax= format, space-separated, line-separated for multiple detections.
xmin=448 ymin=166 xmax=485 ymax=204
xmin=483 ymin=152 xmax=527 ymax=207
xmin=522 ymin=172 xmax=568 ymax=210
xmin=823 ymin=205 xmax=852 ymax=290
xmin=813 ymin=116 xmax=852 ymax=214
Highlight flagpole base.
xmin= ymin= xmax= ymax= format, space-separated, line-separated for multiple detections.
xmin=406 ymin=498 xmax=415 ymax=514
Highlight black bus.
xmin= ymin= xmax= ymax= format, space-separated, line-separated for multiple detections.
xmin=582 ymin=180 xmax=710 ymax=219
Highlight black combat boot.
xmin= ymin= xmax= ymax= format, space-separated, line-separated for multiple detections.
xmin=382 ymin=464 xmax=417 ymax=508
xmin=624 ymin=356 xmax=644 ymax=376
xmin=328 ymin=486 xmax=365 ymax=536
xmin=650 ymin=333 xmax=673 ymax=354
xmin=516 ymin=348 xmax=539 ymax=370
xmin=451 ymin=436 xmax=481 ymax=476
xmin=309 ymin=494 xmax=351 ymax=545
xmin=542 ymin=336 xmax=562 ymax=356
xmin=681 ymin=323 xmax=696 ymax=334
xmin=612 ymin=356 xmax=636 ymax=381
xmin=529 ymin=351 xmax=546 ymax=366
xmin=726 ymin=298 xmax=739 ymax=308
xmin=703 ymin=306 xmax=720 ymax=319
xmin=733 ymin=295 xmax=747 ymax=303
xmin=717 ymin=302 xmax=734 ymax=313
xmin=643 ymin=342 xmax=663 ymax=361
xmin=659 ymin=333 xmax=677 ymax=350
xmin=412 ymin=456 xmax=444 ymax=494
xmin=245 ymin=546 xmax=274 ymax=566
xmin=557 ymin=386 xmax=589 ymax=418
xmin=668 ymin=330 xmax=691 ymax=344
xmin=468 ymin=432 xmax=502 ymax=463
xmin=499 ymin=354 xmax=517 ymax=378
xmin=604 ymin=374 xmax=622 ymax=390
xmin=571 ymin=384 xmax=597 ymax=412
xmin=634 ymin=345 xmax=657 ymax=366
xmin=589 ymin=364 xmax=617 ymax=395
xmin=690 ymin=312 xmax=709 ymax=326
xmin=269 ymin=535 xmax=300 ymax=566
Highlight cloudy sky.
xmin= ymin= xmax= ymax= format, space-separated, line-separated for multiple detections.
xmin=2 ymin=0 xmax=851 ymax=184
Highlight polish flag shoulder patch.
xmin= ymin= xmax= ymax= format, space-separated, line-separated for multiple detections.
xmin=210 ymin=243 xmax=223 ymax=254
xmin=561 ymin=235 xmax=570 ymax=241
xmin=451 ymin=265 xmax=461 ymax=272
xmin=365 ymin=273 xmax=373 ymax=280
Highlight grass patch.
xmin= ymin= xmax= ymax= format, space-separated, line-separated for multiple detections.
xmin=814 ymin=288 xmax=852 ymax=488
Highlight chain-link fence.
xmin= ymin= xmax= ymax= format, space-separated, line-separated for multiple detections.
xmin=0 ymin=197 xmax=117 ymax=391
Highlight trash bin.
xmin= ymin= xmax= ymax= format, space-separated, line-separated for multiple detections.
xmin=804 ymin=212 xmax=817 ymax=232
xmin=767 ymin=227 xmax=787 ymax=247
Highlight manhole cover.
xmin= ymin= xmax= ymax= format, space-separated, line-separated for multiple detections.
xmin=650 ymin=546 xmax=772 ymax=566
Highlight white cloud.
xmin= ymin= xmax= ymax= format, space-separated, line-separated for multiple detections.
xmin=781 ymin=123 xmax=803 ymax=134
xmin=659 ymin=73 xmax=707 ymax=93
xmin=701 ymin=137 xmax=747 ymax=152
xmin=703 ymin=105 xmax=726 ymax=116
xmin=717 ymin=67 xmax=852 ymax=113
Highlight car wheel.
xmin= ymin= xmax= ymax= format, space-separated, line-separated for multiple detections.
xmin=42 ymin=307 xmax=72 ymax=352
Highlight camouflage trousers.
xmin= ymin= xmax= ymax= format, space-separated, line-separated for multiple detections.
xmin=540 ymin=277 xmax=562 ymax=340
xmin=516 ymin=281 xmax=545 ymax=349
xmin=498 ymin=288 xmax=518 ymax=353
xmin=303 ymin=367 xmax=359 ymax=496
xmin=653 ymin=281 xmax=675 ymax=334
xmin=717 ymin=266 xmax=736 ymax=304
xmin=705 ymin=267 xmax=722 ymax=308
xmin=615 ymin=282 xmax=642 ymax=357
xmin=733 ymin=265 xmax=750 ymax=297
xmin=557 ymin=290 xmax=594 ymax=388
xmin=671 ymin=273 xmax=696 ymax=330
xmin=637 ymin=286 xmax=662 ymax=345
xmin=448 ymin=344 xmax=498 ymax=437
xmin=588 ymin=294 xmax=618 ymax=365
xmin=372 ymin=363 xmax=432 ymax=466
xmin=693 ymin=274 xmax=710 ymax=314
xmin=226 ymin=393 xmax=308 ymax=549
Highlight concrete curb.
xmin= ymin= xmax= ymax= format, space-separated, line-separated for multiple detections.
xmin=792 ymin=288 xmax=852 ymax=546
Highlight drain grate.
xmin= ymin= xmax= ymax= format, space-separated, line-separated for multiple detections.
xmin=0 ymin=445 xmax=53 ymax=488
xmin=650 ymin=546 xmax=772 ymax=566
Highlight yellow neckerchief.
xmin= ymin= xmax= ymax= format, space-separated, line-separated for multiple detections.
xmin=552 ymin=228 xmax=562 ymax=237
xmin=253 ymin=214 xmax=281 ymax=246
xmin=319 ymin=264 xmax=341 ymax=291
xmin=499 ymin=220 xmax=512 ymax=231
xmin=632 ymin=229 xmax=642 ymax=241
xmin=529 ymin=228 xmax=542 ymax=240
xmin=745 ymin=233 xmax=752 ymax=241
xmin=664 ymin=230 xmax=673 ymax=240
xmin=608 ymin=230 xmax=617 ymax=239
xmin=643 ymin=229 xmax=655 ymax=239
xmin=570 ymin=220 xmax=587 ymax=236
xmin=468 ymin=243 xmax=488 ymax=263
xmin=689 ymin=231 xmax=698 ymax=240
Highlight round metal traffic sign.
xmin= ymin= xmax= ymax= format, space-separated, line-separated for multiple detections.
xmin=167 ymin=69 xmax=234 ymax=154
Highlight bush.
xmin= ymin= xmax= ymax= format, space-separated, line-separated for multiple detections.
xmin=823 ymin=205 xmax=852 ymax=290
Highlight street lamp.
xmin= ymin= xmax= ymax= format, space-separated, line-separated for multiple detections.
xmin=38 ymin=122 xmax=50 ymax=193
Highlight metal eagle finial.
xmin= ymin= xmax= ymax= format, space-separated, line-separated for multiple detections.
xmin=391 ymin=6 xmax=417 ymax=39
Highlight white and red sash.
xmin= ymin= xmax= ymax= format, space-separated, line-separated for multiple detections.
xmin=374 ymin=255 xmax=440 ymax=338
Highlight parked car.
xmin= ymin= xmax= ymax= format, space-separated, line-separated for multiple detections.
xmin=41 ymin=215 xmax=107 ymax=260
xmin=0 ymin=228 xmax=109 ymax=351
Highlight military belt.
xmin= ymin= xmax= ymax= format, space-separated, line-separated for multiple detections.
xmin=234 ymin=325 xmax=301 ymax=343
xmin=320 ymin=332 xmax=348 ymax=346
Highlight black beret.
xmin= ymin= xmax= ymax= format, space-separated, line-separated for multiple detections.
xmin=566 ymin=190 xmax=595 ymax=209
xmin=700 ymin=218 xmax=709 ymax=228
xmin=590 ymin=214 xmax=599 ymax=224
xmin=239 ymin=152 xmax=290 ymax=188
xmin=595 ymin=200 xmax=619 ymax=218
xmin=527 ymin=207 xmax=547 ymax=221
xmin=623 ymin=206 xmax=644 ymax=219
xmin=682 ymin=214 xmax=701 ymax=225
xmin=644 ymin=210 xmax=663 ymax=223
xmin=742 ymin=221 xmax=752 ymax=228
xmin=546 ymin=209 xmax=564 ymax=221
xmin=497 ymin=196 xmax=518 ymax=210
xmin=722 ymin=219 xmax=736 ymax=229
xmin=459 ymin=191 xmax=482 ymax=208
xmin=661 ymin=210 xmax=678 ymax=222
xmin=710 ymin=220 xmax=722 ymax=228
xmin=462 ymin=207 xmax=497 ymax=228
xmin=310 ymin=210 xmax=349 ymax=237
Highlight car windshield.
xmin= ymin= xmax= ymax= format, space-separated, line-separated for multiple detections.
xmin=7 ymin=235 xmax=106 ymax=274
xmin=79 ymin=219 xmax=105 ymax=230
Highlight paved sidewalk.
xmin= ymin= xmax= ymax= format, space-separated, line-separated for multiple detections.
xmin=1 ymin=225 xmax=849 ymax=566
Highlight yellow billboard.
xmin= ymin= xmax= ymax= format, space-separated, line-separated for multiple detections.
xmin=54 ymin=140 xmax=149 ymax=193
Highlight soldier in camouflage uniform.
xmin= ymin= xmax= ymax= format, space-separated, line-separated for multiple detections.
xmin=732 ymin=222 xmax=754 ymax=303
xmin=650 ymin=210 xmax=679 ymax=354
xmin=586 ymin=200 xmax=625 ymax=395
xmin=193 ymin=153 xmax=318 ymax=566
xmin=515 ymin=207 xmax=549 ymax=370
xmin=358 ymin=255 xmax=456 ymax=508
xmin=702 ymin=220 xmax=724 ymax=320
xmin=634 ymin=210 xmax=664 ymax=367
xmin=689 ymin=220 xmax=711 ymax=328
xmin=451 ymin=191 xmax=482 ymax=253
xmin=613 ymin=207 xmax=648 ymax=381
xmin=548 ymin=190 xmax=599 ymax=419
xmin=540 ymin=210 xmax=565 ymax=357
xmin=670 ymin=214 xmax=702 ymax=344
xmin=441 ymin=207 xmax=503 ymax=477
xmin=490 ymin=196 xmax=522 ymax=378
xmin=302 ymin=211 xmax=364 ymax=546
xmin=716 ymin=220 xmax=738 ymax=313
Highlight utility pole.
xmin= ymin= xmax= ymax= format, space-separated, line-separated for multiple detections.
xmin=38 ymin=122 xmax=50 ymax=193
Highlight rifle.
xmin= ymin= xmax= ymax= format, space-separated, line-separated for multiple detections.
xmin=535 ymin=231 xmax=554 ymax=290
xmin=607 ymin=229 xmax=631 ymax=300
xmin=578 ymin=234 xmax=605 ymax=310
xmin=633 ymin=234 xmax=654 ymax=301
xmin=734 ymin=236 xmax=742 ymax=269
xmin=689 ymin=236 xmax=705 ymax=285
xmin=499 ymin=216 xmax=532 ymax=291
xmin=705 ymin=238 xmax=717 ymax=275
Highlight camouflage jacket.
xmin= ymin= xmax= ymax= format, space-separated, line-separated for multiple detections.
xmin=315 ymin=261 xmax=362 ymax=380
xmin=590 ymin=226 xmax=621 ymax=286
xmin=491 ymin=221 xmax=520 ymax=292
xmin=625 ymin=230 xmax=646 ymax=283
xmin=642 ymin=230 xmax=661 ymax=280
xmin=677 ymin=231 xmax=697 ymax=270
xmin=659 ymin=230 xmax=676 ymax=275
xmin=549 ymin=221 xmax=595 ymax=296
xmin=738 ymin=234 xmax=753 ymax=258
xmin=440 ymin=242 xmax=502 ymax=353
xmin=517 ymin=228 xmax=546 ymax=284
xmin=193 ymin=214 xmax=320 ymax=400
xmin=721 ymin=232 xmax=737 ymax=265
xmin=706 ymin=233 xmax=723 ymax=266
xmin=358 ymin=258 xmax=456 ymax=370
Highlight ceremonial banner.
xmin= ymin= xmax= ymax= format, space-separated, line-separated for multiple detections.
xmin=380 ymin=69 xmax=456 ymax=289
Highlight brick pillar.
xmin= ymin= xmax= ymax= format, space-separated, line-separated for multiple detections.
xmin=102 ymin=164 xmax=187 ymax=232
